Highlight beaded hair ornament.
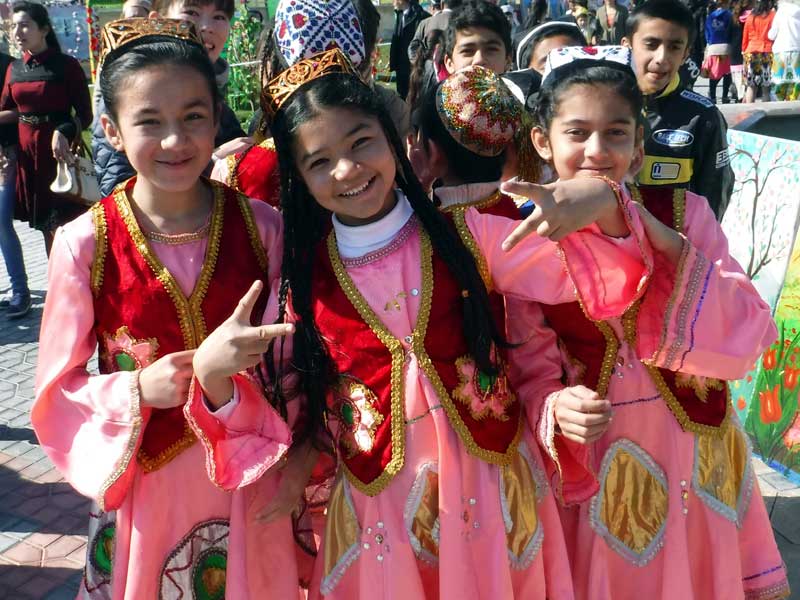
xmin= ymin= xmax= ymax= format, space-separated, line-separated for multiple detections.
xmin=273 ymin=0 xmax=366 ymax=69
xmin=541 ymin=45 xmax=634 ymax=86
xmin=99 ymin=18 xmax=203 ymax=66
xmin=436 ymin=65 xmax=521 ymax=158
xmin=262 ymin=47 xmax=362 ymax=119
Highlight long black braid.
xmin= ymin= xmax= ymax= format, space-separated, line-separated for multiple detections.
xmin=264 ymin=74 xmax=506 ymax=447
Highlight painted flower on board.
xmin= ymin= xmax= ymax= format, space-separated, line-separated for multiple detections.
xmin=763 ymin=348 xmax=778 ymax=371
xmin=759 ymin=385 xmax=782 ymax=424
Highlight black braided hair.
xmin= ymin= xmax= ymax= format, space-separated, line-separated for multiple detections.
xmin=264 ymin=73 xmax=506 ymax=446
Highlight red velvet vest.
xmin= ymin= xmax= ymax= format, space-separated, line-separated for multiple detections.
xmin=224 ymin=139 xmax=280 ymax=207
xmin=91 ymin=178 xmax=269 ymax=472
xmin=539 ymin=185 xmax=729 ymax=435
xmin=313 ymin=197 xmax=520 ymax=496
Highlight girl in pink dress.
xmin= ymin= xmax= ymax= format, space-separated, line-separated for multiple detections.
xmin=32 ymin=19 xmax=298 ymax=599
xmin=520 ymin=45 xmax=790 ymax=600
xmin=189 ymin=47 xmax=656 ymax=599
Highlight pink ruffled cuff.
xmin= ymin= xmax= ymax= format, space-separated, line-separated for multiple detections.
xmin=559 ymin=183 xmax=653 ymax=321
xmin=637 ymin=239 xmax=710 ymax=372
xmin=538 ymin=390 xmax=599 ymax=506
xmin=185 ymin=373 xmax=292 ymax=491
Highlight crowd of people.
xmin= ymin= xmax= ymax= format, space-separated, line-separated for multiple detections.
xmin=0 ymin=0 xmax=791 ymax=597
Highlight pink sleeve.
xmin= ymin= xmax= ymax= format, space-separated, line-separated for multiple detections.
xmin=210 ymin=156 xmax=231 ymax=186
xmin=506 ymin=298 xmax=598 ymax=505
xmin=184 ymin=373 xmax=291 ymax=491
xmin=466 ymin=189 xmax=652 ymax=320
xmin=31 ymin=218 xmax=151 ymax=511
xmin=636 ymin=192 xmax=777 ymax=380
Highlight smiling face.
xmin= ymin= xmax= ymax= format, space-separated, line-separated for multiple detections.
xmin=445 ymin=26 xmax=509 ymax=74
xmin=293 ymin=106 xmax=398 ymax=226
xmin=627 ymin=18 xmax=689 ymax=95
xmin=12 ymin=11 xmax=49 ymax=54
xmin=101 ymin=64 xmax=218 ymax=194
xmin=532 ymin=83 xmax=642 ymax=184
xmin=164 ymin=0 xmax=230 ymax=63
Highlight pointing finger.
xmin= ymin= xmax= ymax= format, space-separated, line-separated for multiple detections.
xmin=231 ymin=280 xmax=264 ymax=323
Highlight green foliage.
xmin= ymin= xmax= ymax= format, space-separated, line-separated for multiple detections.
xmin=226 ymin=9 xmax=262 ymax=114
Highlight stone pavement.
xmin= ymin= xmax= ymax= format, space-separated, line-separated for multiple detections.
xmin=0 ymin=218 xmax=798 ymax=599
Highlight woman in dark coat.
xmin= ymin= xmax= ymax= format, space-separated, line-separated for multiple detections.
xmin=0 ymin=1 xmax=91 ymax=254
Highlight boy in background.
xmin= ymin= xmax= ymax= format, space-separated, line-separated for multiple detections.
xmin=444 ymin=0 xmax=512 ymax=74
xmin=624 ymin=0 xmax=733 ymax=220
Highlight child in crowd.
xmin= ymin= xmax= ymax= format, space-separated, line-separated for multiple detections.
xmin=212 ymin=0 xmax=408 ymax=203
xmin=33 ymin=20 xmax=298 ymax=598
xmin=91 ymin=0 xmax=247 ymax=197
xmin=624 ymin=0 xmax=733 ymax=221
xmin=192 ymin=46 xmax=656 ymax=599
xmin=704 ymin=0 xmax=735 ymax=103
xmin=514 ymin=21 xmax=586 ymax=72
xmin=444 ymin=0 xmax=512 ymax=74
xmin=523 ymin=45 xmax=789 ymax=600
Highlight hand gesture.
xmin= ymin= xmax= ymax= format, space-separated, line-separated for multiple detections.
xmin=138 ymin=350 xmax=196 ymax=409
xmin=553 ymin=385 xmax=612 ymax=444
xmin=51 ymin=130 xmax=74 ymax=164
xmin=500 ymin=178 xmax=624 ymax=250
xmin=212 ymin=136 xmax=254 ymax=161
xmin=193 ymin=281 xmax=294 ymax=407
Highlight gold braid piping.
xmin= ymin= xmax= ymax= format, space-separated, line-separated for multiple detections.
xmin=236 ymin=191 xmax=268 ymax=272
xmin=187 ymin=182 xmax=225 ymax=343
xmin=97 ymin=369 xmax=144 ymax=511
xmin=327 ymin=230 xmax=406 ymax=497
xmin=226 ymin=152 xmax=240 ymax=191
xmin=90 ymin=202 xmax=108 ymax=298
xmin=672 ymin=188 xmax=686 ymax=234
xmin=412 ymin=232 xmax=520 ymax=466
xmin=621 ymin=302 xmax=730 ymax=438
xmin=438 ymin=190 xmax=502 ymax=214
xmin=448 ymin=205 xmax=493 ymax=290
xmin=136 ymin=423 xmax=198 ymax=473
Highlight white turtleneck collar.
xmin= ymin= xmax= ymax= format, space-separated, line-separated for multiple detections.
xmin=332 ymin=190 xmax=415 ymax=259
xmin=435 ymin=181 xmax=501 ymax=210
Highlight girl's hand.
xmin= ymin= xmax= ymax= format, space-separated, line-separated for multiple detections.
xmin=554 ymin=385 xmax=612 ymax=444
xmin=193 ymin=281 xmax=294 ymax=408
xmin=51 ymin=130 xmax=73 ymax=164
xmin=500 ymin=178 xmax=626 ymax=250
xmin=257 ymin=440 xmax=319 ymax=523
xmin=212 ymin=136 xmax=254 ymax=161
xmin=633 ymin=203 xmax=684 ymax=265
xmin=138 ymin=350 xmax=196 ymax=409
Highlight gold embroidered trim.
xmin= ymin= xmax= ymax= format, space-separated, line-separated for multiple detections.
xmin=438 ymin=190 xmax=502 ymax=214
xmin=653 ymin=239 xmax=690 ymax=365
xmin=413 ymin=233 xmax=520 ymax=466
xmin=621 ymin=302 xmax=730 ymax=438
xmin=327 ymin=230 xmax=408 ymax=497
xmin=97 ymin=369 xmax=144 ymax=511
xmin=628 ymin=185 xmax=686 ymax=234
xmin=90 ymin=203 xmax=108 ymax=298
xmin=226 ymin=152 xmax=240 ymax=191
xmin=744 ymin=580 xmax=791 ymax=600
xmin=236 ymin=192 xmax=268 ymax=272
xmin=447 ymin=200 xmax=494 ymax=289
xmin=142 ymin=222 xmax=210 ymax=245
xmin=452 ymin=355 xmax=514 ymax=421
xmin=137 ymin=423 xmax=197 ymax=473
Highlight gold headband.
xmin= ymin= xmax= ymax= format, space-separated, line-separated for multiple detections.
xmin=99 ymin=18 xmax=203 ymax=66
xmin=261 ymin=48 xmax=361 ymax=119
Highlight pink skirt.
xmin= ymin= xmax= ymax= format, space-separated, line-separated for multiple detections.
xmin=703 ymin=54 xmax=732 ymax=79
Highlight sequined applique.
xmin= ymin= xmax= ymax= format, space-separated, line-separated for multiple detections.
xmin=100 ymin=326 xmax=159 ymax=372
xmin=590 ymin=439 xmax=668 ymax=566
xmin=693 ymin=418 xmax=753 ymax=527
xmin=499 ymin=442 xmax=547 ymax=569
xmin=83 ymin=508 xmax=115 ymax=597
xmin=331 ymin=379 xmax=385 ymax=458
xmin=404 ymin=462 xmax=440 ymax=565
xmin=452 ymin=355 xmax=515 ymax=421
xmin=321 ymin=478 xmax=362 ymax=594
xmin=160 ymin=519 xmax=229 ymax=600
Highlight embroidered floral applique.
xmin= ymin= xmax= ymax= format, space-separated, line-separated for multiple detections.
xmin=332 ymin=380 xmax=384 ymax=457
xmin=452 ymin=355 xmax=515 ymax=421
xmin=675 ymin=372 xmax=724 ymax=403
xmin=101 ymin=326 xmax=159 ymax=372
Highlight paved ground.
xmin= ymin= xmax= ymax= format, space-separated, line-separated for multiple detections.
xmin=0 ymin=200 xmax=798 ymax=597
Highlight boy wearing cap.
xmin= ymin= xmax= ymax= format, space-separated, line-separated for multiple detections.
xmin=624 ymin=0 xmax=733 ymax=220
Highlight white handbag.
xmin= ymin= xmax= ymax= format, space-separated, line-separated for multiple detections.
xmin=50 ymin=139 xmax=102 ymax=206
